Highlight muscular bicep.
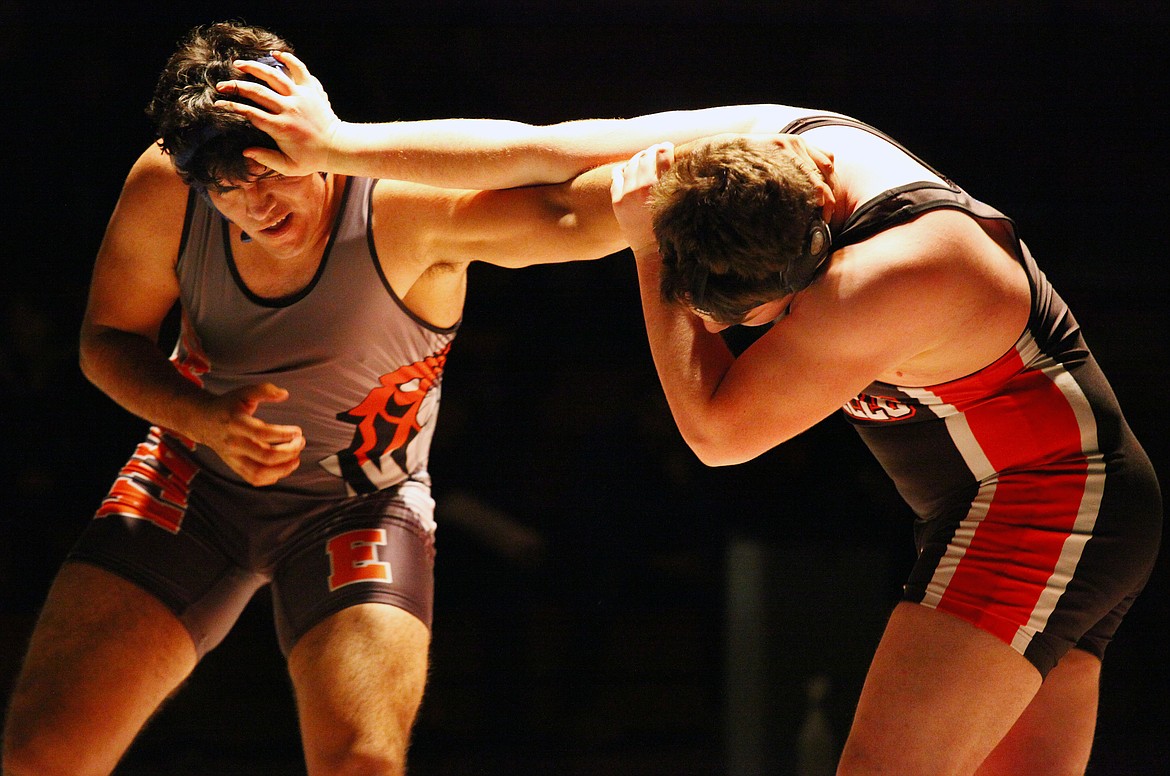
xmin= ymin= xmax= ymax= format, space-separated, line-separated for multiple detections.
xmin=82 ymin=146 xmax=187 ymax=343
xmin=372 ymin=167 xmax=624 ymax=280
xmin=464 ymin=165 xmax=625 ymax=268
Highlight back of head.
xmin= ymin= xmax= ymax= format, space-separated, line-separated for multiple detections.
xmin=651 ymin=137 xmax=824 ymax=324
xmin=147 ymin=22 xmax=293 ymax=189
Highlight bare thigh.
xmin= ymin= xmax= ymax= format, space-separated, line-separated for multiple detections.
xmin=2 ymin=562 xmax=197 ymax=776
xmin=838 ymin=602 xmax=1043 ymax=776
xmin=288 ymin=603 xmax=430 ymax=776
xmin=975 ymin=647 xmax=1100 ymax=776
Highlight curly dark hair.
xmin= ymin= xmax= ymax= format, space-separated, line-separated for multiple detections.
xmin=146 ymin=22 xmax=293 ymax=190
xmin=651 ymin=137 xmax=823 ymax=324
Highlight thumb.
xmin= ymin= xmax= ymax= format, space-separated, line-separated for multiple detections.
xmin=251 ymin=382 xmax=290 ymax=403
xmin=654 ymin=142 xmax=675 ymax=175
xmin=610 ymin=165 xmax=625 ymax=202
xmin=237 ymin=382 xmax=290 ymax=413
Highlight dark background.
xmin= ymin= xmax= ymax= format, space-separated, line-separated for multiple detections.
xmin=1 ymin=1 xmax=1167 ymax=774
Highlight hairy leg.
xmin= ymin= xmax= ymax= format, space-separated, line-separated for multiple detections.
xmin=838 ymin=602 xmax=1042 ymax=776
xmin=2 ymin=562 xmax=197 ymax=776
xmin=288 ymin=604 xmax=430 ymax=776
xmin=975 ymin=647 xmax=1100 ymax=775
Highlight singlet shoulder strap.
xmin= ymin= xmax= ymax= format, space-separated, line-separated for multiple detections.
xmin=781 ymin=115 xmax=956 ymax=187
xmin=177 ymin=187 xmax=198 ymax=264
xmin=835 ymin=183 xmax=1018 ymax=250
xmin=782 ymin=115 xmax=1019 ymax=250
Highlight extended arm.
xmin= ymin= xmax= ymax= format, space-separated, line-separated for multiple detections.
xmin=372 ymin=158 xmax=627 ymax=299
xmin=432 ymin=162 xmax=627 ymax=268
xmin=214 ymin=51 xmax=817 ymax=188
xmin=80 ymin=147 xmax=306 ymax=486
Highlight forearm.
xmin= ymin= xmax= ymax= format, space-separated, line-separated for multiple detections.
xmin=229 ymin=56 xmax=809 ymax=188
xmin=327 ymin=119 xmax=565 ymax=187
xmin=81 ymin=324 xmax=305 ymax=486
xmin=79 ymin=326 xmax=211 ymax=443
xmin=555 ymin=163 xmax=629 ymax=259
xmin=633 ymin=251 xmax=737 ymax=463
xmin=328 ymin=104 xmax=800 ymax=188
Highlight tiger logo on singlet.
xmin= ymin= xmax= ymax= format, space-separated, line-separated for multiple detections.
xmin=319 ymin=344 xmax=450 ymax=494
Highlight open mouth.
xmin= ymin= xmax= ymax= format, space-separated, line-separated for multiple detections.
xmin=260 ymin=213 xmax=293 ymax=236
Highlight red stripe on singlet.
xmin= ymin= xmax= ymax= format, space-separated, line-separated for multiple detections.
xmin=929 ymin=349 xmax=1090 ymax=645
xmin=94 ymin=428 xmax=198 ymax=534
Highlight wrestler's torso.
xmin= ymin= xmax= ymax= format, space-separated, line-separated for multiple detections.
xmin=783 ymin=117 xmax=1143 ymax=520
xmin=171 ymin=176 xmax=459 ymax=498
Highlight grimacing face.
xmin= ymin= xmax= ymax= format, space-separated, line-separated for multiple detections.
xmin=205 ymin=162 xmax=331 ymax=258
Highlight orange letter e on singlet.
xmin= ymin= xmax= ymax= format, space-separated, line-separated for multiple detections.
xmin=326 ymin=529 xmax=392 ymax=591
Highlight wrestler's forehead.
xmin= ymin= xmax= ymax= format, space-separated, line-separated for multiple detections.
xmin=214 ymin=161 xmax=281 ymax=190
xmin=240 ymin=158 xmax=277 ymax=180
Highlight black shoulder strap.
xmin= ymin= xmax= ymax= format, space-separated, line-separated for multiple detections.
xmin=781 ymin=115 xmax=1019 ymax=249
xmin=780 ymin=115 xmax=955 ymax=187
xmin=834 ymin=182 xmax=1019 ymax=250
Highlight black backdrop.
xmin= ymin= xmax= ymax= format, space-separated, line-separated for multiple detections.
xmin=2 ymin=2 xmax=1167 ymax=773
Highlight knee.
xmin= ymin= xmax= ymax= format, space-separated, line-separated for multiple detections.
xmin=3 ymin=723 xmax=66 ymax=776
xmin=2 ymin=701 xmax=109 ymax=776
xmin=3 ymin=709 xmax=40 ymax=776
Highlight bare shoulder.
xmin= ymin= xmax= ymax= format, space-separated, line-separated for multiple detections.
xmin=809 ymin=122 xmax=949 ymax=202
xmin=818 ymin=209 xmax=1030 ymax=384
xmin=745 ymin=105 xmax=853 ymax=133
xmin=828 ymin=209 xmax=1027 ymax=316
xmin=113 ymin=144 xmax=191 ymax=228
xmin=368 ymin=179 xmax=470 ymax=328
xmin=86 ymin=144 xmax=189 ymax=337
xmin=125 ymin=143 xmax=186 ymax=191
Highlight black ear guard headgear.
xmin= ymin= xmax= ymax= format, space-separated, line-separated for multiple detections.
xmin=780 ymin=214 xmax=832 ymax=296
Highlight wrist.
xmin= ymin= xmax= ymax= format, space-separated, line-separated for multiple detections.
xmin=322 ymin=120 xmax=356 ymax=174
xmin=167 ymin=387 xmax=218 ymax=447
xmin=631 ymin=243 xmax=661 ymax=260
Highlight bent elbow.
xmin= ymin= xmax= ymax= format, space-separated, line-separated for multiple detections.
xmin=679 ymin=412 xmax=790 ymax=467
xmin=77 ymin=324 xmax=129 ymax=389
xmin=77 ymin=344 xmax=112 ymax=394
xmin=692 ymin=449 xmax=737 ymax=468
xmin=692 ymin=447 xmax=751 ymax=469
xmin=683 ymin=432 xmax=752 ymax=469
xmin=77 ymin=336 xmax=100 ymax=386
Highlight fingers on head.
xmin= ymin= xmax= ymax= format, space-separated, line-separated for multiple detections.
xmin=272 ymin=50 xmax=308 ymax=81
xmin=655 ymin=142 xmax=674 ymax=171
xmin=215 ymin=81 xmax=278 ymax=112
